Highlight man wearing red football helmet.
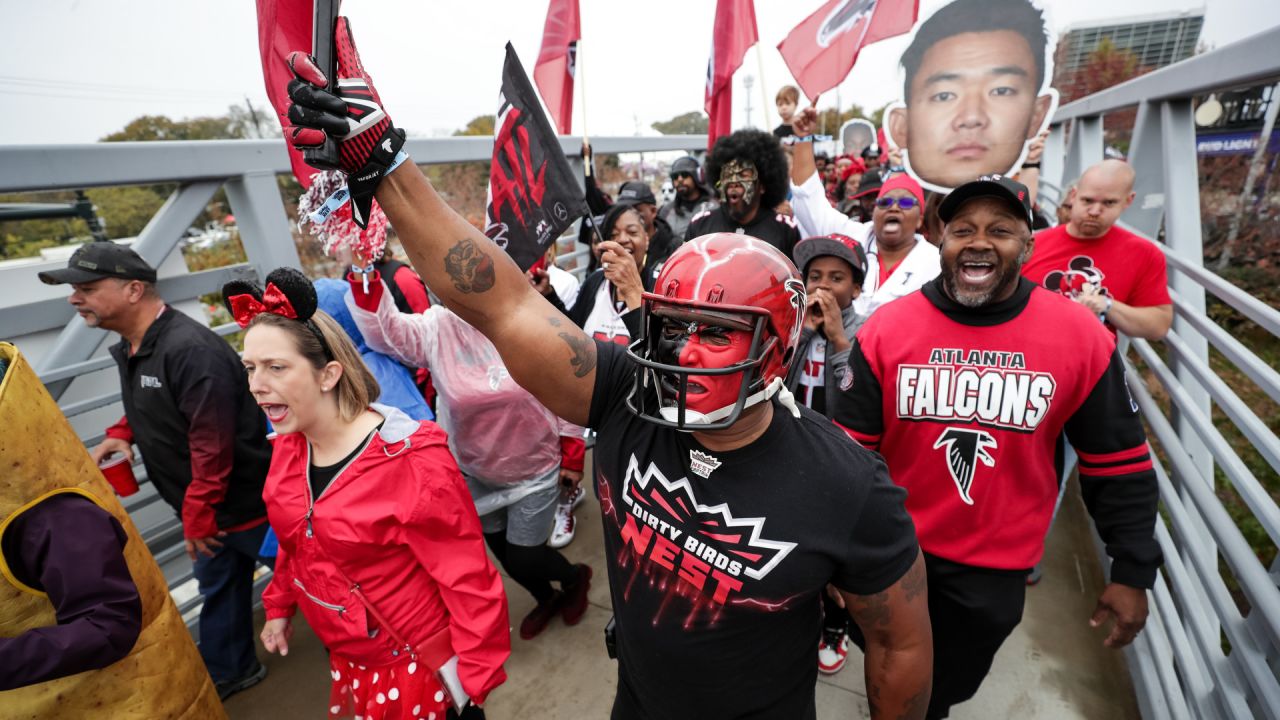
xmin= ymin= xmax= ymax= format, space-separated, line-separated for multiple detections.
xmin=626 ymin=233 xmax=807 ymax=430
xmin=282 ymin=21 xmax=932 ymax=719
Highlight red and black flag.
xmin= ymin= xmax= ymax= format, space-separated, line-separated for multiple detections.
xmin=255 ymin=0 xmax=343 ymax=186
xmin=777 ymin=0 xmax=918 ymax=102
xmin=484 ymin=43 xmax=586 ymax=272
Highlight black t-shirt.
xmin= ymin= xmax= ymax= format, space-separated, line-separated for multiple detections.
xmin=588 ymin=342 xmax=918 ymax=720
xmin=686 ymin=205 xmax=803 ymax=260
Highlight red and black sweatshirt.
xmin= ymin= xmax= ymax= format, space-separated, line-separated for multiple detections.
xmin=835 ymin=277 xmax=1160 ymax=588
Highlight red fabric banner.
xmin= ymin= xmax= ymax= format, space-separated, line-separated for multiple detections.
xmin=705 ymin=0 xmax=759 ymax=150
xmin=255 ymin=0 xmax=320 ymax=187
xmin=777 ymin=0 xmax=918 ymax=102
xmin=533 ymin=0 xmax=581 ymax=135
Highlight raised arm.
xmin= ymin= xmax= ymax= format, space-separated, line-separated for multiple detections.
xmin=787 ymin=106 xmax=865 ymax=239
xmin=283 ymin=22 xmax=595 ymax=425
xmin=375 ymin=166 xmax=596 ymax=424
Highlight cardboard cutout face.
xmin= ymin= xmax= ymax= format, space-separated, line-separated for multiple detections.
xmin=841 ymin=118 xmax=877 ymax=158
xmin=883 ymin=0 xmax=1058 ymax=193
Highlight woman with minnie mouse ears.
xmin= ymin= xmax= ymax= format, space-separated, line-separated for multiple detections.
xmin=224 ymin=267 xmax=509 ymax=720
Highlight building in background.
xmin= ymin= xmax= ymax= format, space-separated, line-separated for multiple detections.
xmin=1056 ymin=9 xmax=1204 ymax=76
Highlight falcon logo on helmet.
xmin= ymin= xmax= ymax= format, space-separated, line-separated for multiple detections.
xmin=626 ymin=233 xmax=806 ymax=431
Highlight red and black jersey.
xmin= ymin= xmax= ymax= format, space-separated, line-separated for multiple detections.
xmin=835 ymin=277 xmax=1160 ymax=588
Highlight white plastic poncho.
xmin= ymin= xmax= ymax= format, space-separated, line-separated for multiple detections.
xmin=345 ymin=281 xmax=582 ymax=503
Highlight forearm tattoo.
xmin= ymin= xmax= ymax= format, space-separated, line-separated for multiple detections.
xmin=444 ymin=238 xmax=496 ymax=293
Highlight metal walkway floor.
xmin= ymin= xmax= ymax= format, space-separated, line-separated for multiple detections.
xmin=225 ymin=471 xmax=1138 ymax=719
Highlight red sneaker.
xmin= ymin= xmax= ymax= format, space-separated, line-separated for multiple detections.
xmin=561 ymin=564 xmax=593 ymax=626
xmin=520 ymin=591 xmax=565 ymax=640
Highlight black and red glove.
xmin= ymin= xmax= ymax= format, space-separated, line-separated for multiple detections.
xmin=285 ymin=17 xmax=405 ymax=228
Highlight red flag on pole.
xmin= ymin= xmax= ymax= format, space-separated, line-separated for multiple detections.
xmin=534 ymin=0 xmax=581 ymax=135
xmin=255 ymin=0 xmax=322 ymax=186
xmin=705 ymin=0 xmax=759 ymax=150
xmin=777 ymin=0 xmax=918 ymax=102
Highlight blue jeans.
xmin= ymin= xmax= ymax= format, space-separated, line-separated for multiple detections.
xmin=192 ymin=522 xmax=272 ymax=683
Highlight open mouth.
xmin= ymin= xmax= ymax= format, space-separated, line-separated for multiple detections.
xmin=259 ymin=403 xmax=290 ymax=424
xmin=661 ymin=375 xmax=709 ymax=396
xmin=959 ymin=259 xmax=996 ymax=284
xmin=881 ymin=218 xmax=903 ymax=234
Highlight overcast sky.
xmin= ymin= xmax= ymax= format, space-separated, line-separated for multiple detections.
xmin=2 ymin=0 xmax=1276 ymax=146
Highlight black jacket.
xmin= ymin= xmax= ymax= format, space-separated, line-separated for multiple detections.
xmin=685 ymin=205 xmax=803 ymax=259
xmin=108 ymin=307 xmax=270 ymax=537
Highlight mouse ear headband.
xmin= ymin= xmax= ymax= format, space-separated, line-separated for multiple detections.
xmin=221 ymin=267 xmax=318 ymax=327
xmin=221 ymin=267 xmax=332 ymax=359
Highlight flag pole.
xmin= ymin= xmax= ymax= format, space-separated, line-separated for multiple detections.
xmin=575 ymin=36 xmax=604 ymax=247
xmin=578 ymin=38 xmax=592 ymax=178
xmin=755 ymin=43 xmax=770 ymax=130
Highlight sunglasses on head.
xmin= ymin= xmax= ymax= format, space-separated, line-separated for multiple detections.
xmin=875 ymin=197 xmax=919 ymax=210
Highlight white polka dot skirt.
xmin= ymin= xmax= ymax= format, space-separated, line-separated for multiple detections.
xmin=327 ymin=652 xmax=450 ymax=720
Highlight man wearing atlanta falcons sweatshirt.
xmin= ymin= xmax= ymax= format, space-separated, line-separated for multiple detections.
xmin=836 ymin=175 xmax=1160 ymax=720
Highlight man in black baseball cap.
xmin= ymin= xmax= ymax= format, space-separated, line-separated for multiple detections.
xmin=659 ymin=156 xmax=717 ymax=241
xmin=836 ymin=171 xmax=1160 ymax=718
xmin=936 ymin=173 xmax=1035 ymax=308
xmin=39 ymin=241 xmax=276 ymax=699
xmin=38 ymin=241 xmax=158 ymax=286
xmin=616 ymin=180 xmax=678 ymax=278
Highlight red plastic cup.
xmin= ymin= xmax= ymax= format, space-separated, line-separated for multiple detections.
xmin=99 ymin=454 xmax=140 ymax=497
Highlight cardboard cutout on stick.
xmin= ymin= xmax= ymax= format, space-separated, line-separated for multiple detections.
xmin=841 ymin=118 xmax=877 ymax=157
xmin=882 ymin=0 xmax=1058 ymax=193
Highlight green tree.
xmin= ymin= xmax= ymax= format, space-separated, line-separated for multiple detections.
xmin=454 ymin=115 xmax=496 ymax=137
xmin=0 ymin=103 xmax=270 ymax=259
xmin=652 ymin=112 xmax=709 ymax=135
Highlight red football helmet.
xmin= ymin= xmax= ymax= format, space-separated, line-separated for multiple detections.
xmin=626 ymin=232 xmax=806 ymax=430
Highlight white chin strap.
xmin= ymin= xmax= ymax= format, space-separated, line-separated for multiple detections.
xmin=658 ymin=377 xmax=798 ymax=426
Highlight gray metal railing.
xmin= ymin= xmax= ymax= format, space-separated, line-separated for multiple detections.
xmin=0 ymin=132 xmax=704 ymax=638
xmin=1042 ymin=25 xmax=1280 ymax=720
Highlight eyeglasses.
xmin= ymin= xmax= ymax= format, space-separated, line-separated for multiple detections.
xmin=875 ymin=197 xmax=919 ymax=210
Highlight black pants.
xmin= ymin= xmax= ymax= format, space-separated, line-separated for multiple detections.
xmin=848 ymin=553 xmax=1026 ymax=720
xmin=484 ymin=531 xmax=577 ymax=604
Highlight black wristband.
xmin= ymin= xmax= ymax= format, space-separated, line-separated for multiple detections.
xmin=1022 ymin=162 xmax=1041 ymax=169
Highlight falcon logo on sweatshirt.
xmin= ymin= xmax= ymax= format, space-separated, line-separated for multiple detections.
xmin=933 ymin=428 xmax=998 ymax=505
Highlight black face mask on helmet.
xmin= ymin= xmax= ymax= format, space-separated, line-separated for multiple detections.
xmin=625 ymin=305 xmax=778 ymax=431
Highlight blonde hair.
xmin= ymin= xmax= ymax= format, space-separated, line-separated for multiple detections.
xmin=249 ymin=311 xmax=380 ymax=422
xmin=776 ymin=85 xmax=799 ymax=105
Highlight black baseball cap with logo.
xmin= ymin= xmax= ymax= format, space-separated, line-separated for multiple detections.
xmin=38 ymin=241 xmax=158 ymax=285
xmin=616 ymin=181 xmax=657 ymax=207
xmin=792 ymin=234 xmax=868 ymax=285
xmin=938 ymin=174 xmax=1035 ymax=230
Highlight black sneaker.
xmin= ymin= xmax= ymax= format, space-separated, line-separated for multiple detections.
xmin=216 ymin=661 xmax=267 ymax=700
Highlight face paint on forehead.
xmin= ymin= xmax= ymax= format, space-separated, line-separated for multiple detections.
xmin=718 ymin=158 xmax=759 ymax=206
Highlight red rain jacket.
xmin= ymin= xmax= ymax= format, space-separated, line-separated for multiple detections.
xmin=261 ymin=405 xmax=509 ymax=703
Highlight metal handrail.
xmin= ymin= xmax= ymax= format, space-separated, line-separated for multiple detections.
xmin=1131 ymin=336 xmax=1280 ymax=543
xmin=1157 ymin=242 xmax=1280 ymax=337
xmin=1124 ymin=355 xmax=1280 ymax=647
xmin=1157 ymin=325 xmax=1280 ymax=474
xmin=1169 ymin=288 xmax=1280 ymax=406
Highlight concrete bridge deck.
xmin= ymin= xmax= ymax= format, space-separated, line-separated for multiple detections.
xmin=225 ymin=460 xmax=1137 ymax=719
